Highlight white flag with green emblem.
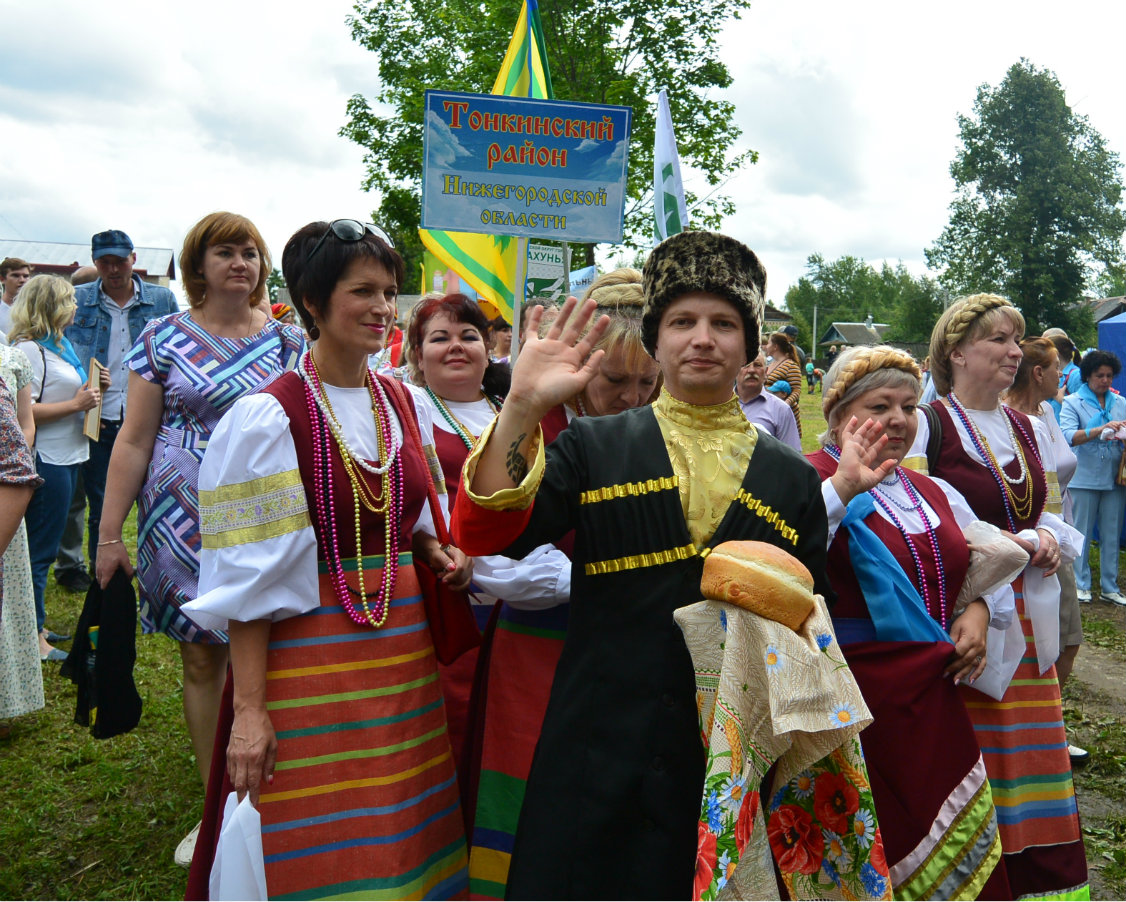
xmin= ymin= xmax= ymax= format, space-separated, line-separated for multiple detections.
xmin=654 ymin=88 xmax=688 ymax=242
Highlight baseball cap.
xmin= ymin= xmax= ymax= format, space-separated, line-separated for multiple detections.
xmin=780 ymin=324 xmax=799 ymax=337
xmin=91 ymin=229 xmax=134 ymax=260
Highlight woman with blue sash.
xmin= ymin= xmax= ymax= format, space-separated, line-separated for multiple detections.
xmin=808 ymin=345 xmax=1011 ymax=900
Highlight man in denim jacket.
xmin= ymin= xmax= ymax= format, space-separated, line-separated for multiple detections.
xmin=56 ymin=230 xmax=177 ymax=591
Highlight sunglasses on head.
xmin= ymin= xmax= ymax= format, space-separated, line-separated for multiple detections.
xmin=306 ymin=219 xmax=395 ymax=264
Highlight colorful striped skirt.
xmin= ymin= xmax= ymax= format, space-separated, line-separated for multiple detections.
xmin=256 ymin=553 xmax=468 ymax=900
xmin=467 ymin=601 xmax=569 ymax=900
xmin=960 ymin=576 xmax=1088 ymax=900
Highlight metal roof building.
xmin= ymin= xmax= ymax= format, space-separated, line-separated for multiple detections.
xmin=0 ymin=239 xmax=175 ymax=285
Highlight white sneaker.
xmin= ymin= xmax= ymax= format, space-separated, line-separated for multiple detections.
xmin=174 ymin=820 xmax=201 ymax=869
xmin=1077 ymin=589 xmax=1092 ymax=603
xmin=1102 ymin=591 xmax=1126 ymax=606
xmin=1068 ymin=744 xmax=1090 ymax=763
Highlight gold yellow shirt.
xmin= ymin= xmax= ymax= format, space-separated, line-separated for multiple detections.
xmin=652 ymin=388 xmax=758 ymax=547
xmin=462 ymin=389 xmax=758 ymax=548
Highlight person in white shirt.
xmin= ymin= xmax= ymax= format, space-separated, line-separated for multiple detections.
xmin=0 ymin=257 xmax=32 ymax=339
xmin=10 ymin=275 xmax=105 ymax=660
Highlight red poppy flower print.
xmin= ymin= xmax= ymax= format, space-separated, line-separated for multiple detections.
xmin=695 ymin=821 xmax=718 ymax=900
xmin=813 ymin=771 xmax=860 ymax=835
xmin=735 ymin=789 xmax=761 ymax=853
xmin=869 ymin=827 xmax=888 ymax=874
xmin=767 ymin=804 xmax=823 ymax=875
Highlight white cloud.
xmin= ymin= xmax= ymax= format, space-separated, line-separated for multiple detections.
xmin=0 ymin=0 xmax=1122 ymax=312
xmin=425 ymin=110 xmax=473 ymax=168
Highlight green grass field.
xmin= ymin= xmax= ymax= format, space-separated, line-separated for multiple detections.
xmin=0 ymin=392 xmax=1121 ymax=898
xmin=0 ymin=512 xmax=199 ymax=900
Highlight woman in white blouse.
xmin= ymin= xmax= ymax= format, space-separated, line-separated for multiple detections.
xmin=10 ymin=275 xmax=106 ymax=661
xmin=182 ymin=221 xmax=473 ymax=898
xmin=908 ymin=293 xmax=1088 ymax=899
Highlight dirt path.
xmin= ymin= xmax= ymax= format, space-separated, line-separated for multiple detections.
xmin=1065 ymin=603 xmax=1126 ymax=901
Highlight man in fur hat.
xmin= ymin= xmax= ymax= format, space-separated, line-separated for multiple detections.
xmin=452 ymin=231 xmax=828 ymax=899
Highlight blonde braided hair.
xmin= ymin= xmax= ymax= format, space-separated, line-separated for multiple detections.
xmin=582 ymin=267 xmax=644 ymax=309
xmin=820 ymin=345 xmax=922 ymax=446
xmin=822 ymin=345 xmax=921 ymax=419
xmin=928 ymin=293 xmax=1025 ymax=396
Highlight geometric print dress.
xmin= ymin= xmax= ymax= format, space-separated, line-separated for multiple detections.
xmin=127 ymin=312 xmax=303 ymax=644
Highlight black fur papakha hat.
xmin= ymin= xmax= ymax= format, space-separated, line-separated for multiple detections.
xmin=641 ymin=230 xmax=766 ymax=362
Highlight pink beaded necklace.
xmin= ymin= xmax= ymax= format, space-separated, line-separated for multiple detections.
xmin=825 ymin=445 xmax=950 ymax=628
xmin=302 ymin=353 xmax=402 ymax=628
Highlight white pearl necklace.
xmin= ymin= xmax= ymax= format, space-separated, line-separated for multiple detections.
xmin=299 ymin=362 xmax=398 ymax=476
xmin=951 ymin=394 xmax=1028 ymax=486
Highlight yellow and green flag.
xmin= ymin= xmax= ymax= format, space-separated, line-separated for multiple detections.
xmin=419 ymin=0 xmax=554 ymax=323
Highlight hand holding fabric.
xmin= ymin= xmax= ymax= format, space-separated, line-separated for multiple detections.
xmin=944 ymin=599 xmax=988 ymax=685
xmin=229 ymin=706 xmax=277 ymax=807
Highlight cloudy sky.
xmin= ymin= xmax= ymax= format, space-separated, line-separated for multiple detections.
xmin=1 ymin=0 xmax=1123 ymax=310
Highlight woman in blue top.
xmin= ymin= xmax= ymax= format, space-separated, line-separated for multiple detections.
xmin=1060 ymin=349 xmax=1126 ymax=605
xmin=1044 ymin=327 xmax=1082 ymax=420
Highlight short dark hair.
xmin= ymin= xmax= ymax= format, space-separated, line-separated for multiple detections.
xmin=491 ymin=316 xmax=512 ymax=333
xmin=0 ymin=257 xmax=31 ymax=278
xmin=281 ymin=221 xmax=405 ymax=338
xmin=1080 ymin=349 xmax=1122 ymax=382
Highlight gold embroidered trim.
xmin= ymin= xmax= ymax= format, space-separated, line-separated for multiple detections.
xmin=584 ymin=542 xmax=698 ymax=576
xmin=422 ymin=442 xmax=447 ymax=495
xmin=200 ymin=469 xmax=311 ymax=549
xmin=733 ymin=488 xmax=799 ymax=547
xmin=578 ymin=476 xmax=679 ymax=505
xmin=1044 ymin=471 xmax=1063 ymax=516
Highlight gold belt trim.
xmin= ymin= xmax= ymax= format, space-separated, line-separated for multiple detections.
xmin=579 ymin=476 xmax=679 ymax=505
xmin=733 ymin=488 xmax=799 ymax=547
xmin=584 ymin=542 xmax=698 ymax=575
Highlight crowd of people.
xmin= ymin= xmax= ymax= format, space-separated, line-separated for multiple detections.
xmin=0 ymin=221 xmax=1112 ymax=900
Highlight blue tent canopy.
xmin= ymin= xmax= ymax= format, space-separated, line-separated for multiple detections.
xmin=1098 ymin=312 xmax=1126 ymax=396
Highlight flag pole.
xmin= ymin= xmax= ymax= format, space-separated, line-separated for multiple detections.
xmin=511 ymin=236 xmax=528 ymax=361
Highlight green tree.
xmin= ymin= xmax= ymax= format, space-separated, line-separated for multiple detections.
xmin=783 ymin=254 xmax=944 ymax=349
xmin=926 ymin=59 xmax=1126 ymax=335
xmin=266 ymin=268 xmax=286 ymax=303
xmin=340 ymin=0 xmax=755 ymax=277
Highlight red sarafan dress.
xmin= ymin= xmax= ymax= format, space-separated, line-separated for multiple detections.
xmin=185 ymin=366 xmax=467 ymax=900
xmin=920 ymin=400 xmax=1087 ymax=900
xmin=809 ymin=449 xmax=1009 ymax=900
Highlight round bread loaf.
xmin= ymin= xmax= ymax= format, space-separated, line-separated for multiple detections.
xmin=700 ymin=540 xmax=815 ymax=631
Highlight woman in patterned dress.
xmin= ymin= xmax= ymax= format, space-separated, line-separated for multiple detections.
xmin=910 ymin=294 xmax=1088 ymax=899
xmin=765 ymin=330 xmax=803 ymax=436
xmin=95 ymin=212 xmax=303 ymax=803
xmin=183 ymin=220 xmax=473 ymax=898
xmin=0 ymin=344 xmax=43 ymax=735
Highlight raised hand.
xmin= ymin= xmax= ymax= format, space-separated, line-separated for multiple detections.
xmin=829 ymin=416 xmax=896 ymax=505
xmin=507 ymin=296 xmax=610 ymax=420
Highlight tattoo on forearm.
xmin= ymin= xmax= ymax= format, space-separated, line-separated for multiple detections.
xmin=506 ymin=433 xmax=529 ymax=483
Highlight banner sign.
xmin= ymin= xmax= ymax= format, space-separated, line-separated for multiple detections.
xmin=569 ymin=264 xmax=597 ymax=298
xmin=422 ymin=90 xmax=632 ymax=244
xmin=525 ymin=242 xmax=569 ymax=299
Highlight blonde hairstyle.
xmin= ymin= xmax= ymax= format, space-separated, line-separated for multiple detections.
xmin=1008 ymin=337 xmax=1058 ymax=397
xmin=575 ymin=268 xmax=658 ymax=401
xmin=8 ymin=274 xmax=75 ymax=343
xmin=179 ymin=211 xmax=271 ymax=308
xmin=820 ymin=344 xmax=921 ymax=446
xmin=581 ymin=268 xmax=650 ymax=365
xmin=928 ymin=293 xmax=1025 ymax=396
